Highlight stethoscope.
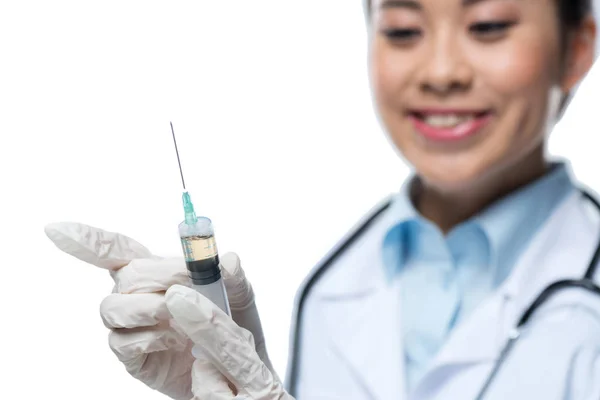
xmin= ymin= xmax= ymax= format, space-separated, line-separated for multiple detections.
xmin=285 ymin=189 xmax=600 ymax=399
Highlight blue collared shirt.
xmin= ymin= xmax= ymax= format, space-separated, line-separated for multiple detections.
xmin=381 ymin=162 xmax=576 ymax=391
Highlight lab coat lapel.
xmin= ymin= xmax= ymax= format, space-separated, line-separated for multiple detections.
xmin=318 ymin=277 xmax=406 ymax=400
xmin=414 ymin=190 xmax=600 ymax=391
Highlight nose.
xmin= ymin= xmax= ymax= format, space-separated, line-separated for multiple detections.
xmin=418 ymin=35 xmax=473 ymax=96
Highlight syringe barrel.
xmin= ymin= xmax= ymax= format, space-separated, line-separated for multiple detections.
xmin=178 ymin=217 xmax=231 ymax=315
xmin=192 ymin=279 xmax=231 ymax=315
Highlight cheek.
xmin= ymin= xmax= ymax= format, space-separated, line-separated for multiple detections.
xmin=473 ymin=40 xmax=559 ymax=155
xmin=472 ymin=43 xmax=555 ymax=97
xmin=371 ymin=40 xmax=414 ymax=103
xmin=469 ymin=24 xmax=562 ymax=103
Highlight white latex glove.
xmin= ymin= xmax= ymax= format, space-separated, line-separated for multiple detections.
xmin=165 ymin=284 xmax=295 ymax=400
xmin=44 ymin=222 xmax=277 ymax=400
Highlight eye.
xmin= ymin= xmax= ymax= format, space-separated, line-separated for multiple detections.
xmin=380 ymin=28 xmax=422 ymax=43
xmin=469 ymin=21 xmax=515 ymax=39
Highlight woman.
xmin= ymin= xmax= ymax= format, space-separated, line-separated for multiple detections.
xmin=45 ymin=0 xmax=599 ymax=398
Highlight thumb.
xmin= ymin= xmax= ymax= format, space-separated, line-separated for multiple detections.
xmin=220 ymin=252 xmax=254 ymax=309
xmin=164 ymin=284 xmax=236 ymax=345
xmin=44 ymin=222 xmax=154 ymax=271
xmin=164 ymin=285 xmax=285 ymax=398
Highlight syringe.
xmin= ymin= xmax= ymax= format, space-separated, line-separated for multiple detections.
xmin=170 ymin=122 xmax=231 ymax=316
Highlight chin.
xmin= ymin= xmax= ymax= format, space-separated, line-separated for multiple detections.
xmin=414 ymin=158 xmax=492 ymax=195
xmin=421 ymin=174 xmax=483 ymax=195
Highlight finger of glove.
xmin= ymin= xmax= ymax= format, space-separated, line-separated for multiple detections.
xmin=100 ymin=293 xmax=173 ymax=329
xmin=165 ymin=285 xmax=283 ymax=397
xmin=110 ymin=257 xmax=190 ymax=294
xmin=109 ymin=321 xmax=189 ymax=364
xmin=190 ymin=357 xmax=235 ymax=400
xmin=44 ymin=222 xmax=154 ymax=270
xmin=120 ymin=338 xmax=195 ymax=400
xmin=220 ymin=252 xmax=254 ymax=310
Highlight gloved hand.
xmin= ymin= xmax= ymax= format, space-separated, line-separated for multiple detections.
xmin=165 ymin=284 xmax=295 ymax=399
xmin=44 ymin=222 xmax=280 ymax=400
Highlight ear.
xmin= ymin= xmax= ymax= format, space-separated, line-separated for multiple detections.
xmin=561 ymin=16 xmax=597 ymax=93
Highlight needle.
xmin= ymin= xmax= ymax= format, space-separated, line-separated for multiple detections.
xmin=170 ymin=121 xmax=186 ymax=191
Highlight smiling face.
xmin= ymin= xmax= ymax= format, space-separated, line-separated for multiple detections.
xmin=368 ymin=0 xmax=595 ymax=194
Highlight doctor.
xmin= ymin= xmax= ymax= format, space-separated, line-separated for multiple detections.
xmin=45 ymin=0 xmax=600 ymax=399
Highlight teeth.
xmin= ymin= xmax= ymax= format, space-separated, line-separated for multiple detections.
xmin=423 ymin=114 xmax=473 ymax=128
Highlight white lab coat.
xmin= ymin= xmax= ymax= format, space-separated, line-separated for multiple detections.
xmin=285 ymin=189 xmax=600 ymax=400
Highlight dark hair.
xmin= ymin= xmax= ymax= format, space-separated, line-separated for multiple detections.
xmin=560 ymin=0 xmax=593 ymax=30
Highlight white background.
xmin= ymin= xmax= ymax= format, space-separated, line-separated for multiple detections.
xmin=1 ymin=1 xmax=600 ymax=399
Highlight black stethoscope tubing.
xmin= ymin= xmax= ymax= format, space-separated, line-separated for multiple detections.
xmin=286 ymin=189 xmax=600 ymax=398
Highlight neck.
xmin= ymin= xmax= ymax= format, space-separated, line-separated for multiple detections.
xmin=416 ymin=146 xmax=548 ymax=234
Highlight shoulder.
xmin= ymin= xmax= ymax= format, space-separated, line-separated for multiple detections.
xmin=532 ymin=185 xmax=600 ymax=351
xmin=293 ymin=194 xmax=394 ymax=300
xmin=284 ymin=193 xmax=396 ymax=392
xmin=570 ymin=187 xmax=600 ymax=282
xmin=524 ymin=186 xmax=600 ymax=311
xmin=502 ymin=186 xmax=600 ymax=398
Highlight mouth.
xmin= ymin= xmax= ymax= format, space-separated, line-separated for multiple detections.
xmin=407 ymin=109 xmax=493 ymax=142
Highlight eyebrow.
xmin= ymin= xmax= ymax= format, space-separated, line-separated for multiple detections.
xmin=379 ymin=0 xmax=421 ymax=11
xmin=378 ymin=0 xmax=498 ymax=11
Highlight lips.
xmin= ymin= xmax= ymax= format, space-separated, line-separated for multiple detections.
xmin=408 ymin=109 xmax=493 ymax=142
